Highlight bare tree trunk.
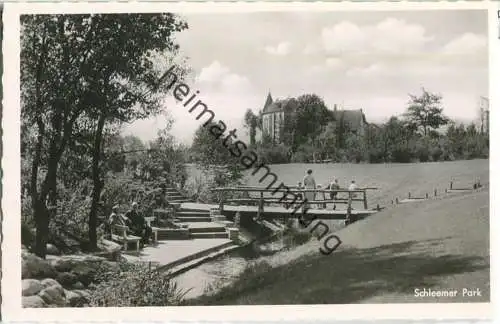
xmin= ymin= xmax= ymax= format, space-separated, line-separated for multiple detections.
xmin=88 ymin=112 xmax=106 ymax=251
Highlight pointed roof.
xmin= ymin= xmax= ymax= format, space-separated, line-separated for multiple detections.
xmin=262 ymin=92 xmax=283 ymax=114
xmin=263 ymin=92 xmax=273 ymax=109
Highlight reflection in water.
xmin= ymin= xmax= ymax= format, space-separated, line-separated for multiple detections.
xmin=174 ymin=254 xmax=249 ymax=299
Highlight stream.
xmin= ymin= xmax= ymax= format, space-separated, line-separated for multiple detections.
xmin=173 ymin=220 xmax=346 ymax=299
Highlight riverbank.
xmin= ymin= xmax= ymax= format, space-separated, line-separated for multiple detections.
xmin=186 ymin=187 xmax=489 ymax=304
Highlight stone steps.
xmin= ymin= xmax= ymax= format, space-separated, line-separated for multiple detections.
xmin=190 ymin=232 xmax=229 ymax=239
xmin=177 ymin=211 xmax=210 ymax=217
xmin=176 ymin=216 xmax=212 ymax=222
xmin=157 ymin=228 xmax=190 ymax=240
xmin=189 ymin=225 xmax=226 ymax=233
xmin=169 ymin=199 xmax=191 ymax=203
xmin=166 ymin=194 xmax=184 ymax=199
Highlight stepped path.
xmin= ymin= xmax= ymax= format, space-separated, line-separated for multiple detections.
xmin=121 ymin=186 xmax=242 ymax=275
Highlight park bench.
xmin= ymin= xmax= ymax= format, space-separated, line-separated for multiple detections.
xmin=110 ymin=224 xmax=141 ymax=253
xmin=144 ymin=216 xmax=159 ymax=243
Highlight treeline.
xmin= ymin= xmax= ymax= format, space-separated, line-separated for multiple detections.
xmin=242 ymin=89 xmax=489 ymax=164
xmin=21 ymin=14 xmax=190 ymax=258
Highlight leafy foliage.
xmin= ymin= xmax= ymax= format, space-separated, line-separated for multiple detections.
xmin=21 ymin=13 xmax=191 ymax=256
xmin=250 ymin=89 xmax=487 ymax=164
xmin=404 ymin=88 xmax=449 ymax=136
xmin=89 ymin=262 xmax=189 ymax=307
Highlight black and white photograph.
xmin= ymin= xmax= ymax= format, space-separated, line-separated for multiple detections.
xmin=1 ymin=1 xmax=494 ymax=321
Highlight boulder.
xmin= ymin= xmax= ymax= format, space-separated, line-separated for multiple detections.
xmin=40 ymin=278 xmax=63 ymax=289
xmin=22 ymin=279 xmax=44 ymax=297
xmin=71 ymin=263 xmax=97 ymax=287
xmin=65 ymin=289 xmax=90 ymax=307
xmin=97 ymin=239 xmax=122 ymax=259
xmin=46 ymin=243 xmax=60 ymax=256
xmin=22 ymin=295 xmax=47 ymax=308
xmin=48 ymin=255 xmax=107 ymax=272
xmin=38 ymin=284 xmax=66 ymax=306
xmin=72 ymin=281 xmax=84 ymax=290
xmin=56 ymin=272 xmax=78 ymax=288
xmin=74 ymin=289 xmax=91 ymax=301
xmin=22 ymin=252 xmax=57 ymax=279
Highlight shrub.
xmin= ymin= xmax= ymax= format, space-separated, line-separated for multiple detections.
xmin=89 ymin=262 xmax=190 ymax=307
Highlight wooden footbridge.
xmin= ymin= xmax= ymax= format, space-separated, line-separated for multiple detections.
xmin=207 ymin=186 xmax=381 ymax=222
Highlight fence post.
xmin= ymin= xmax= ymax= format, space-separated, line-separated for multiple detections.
xmin=257 ymin=191 xmax=264 ymax=220
xmin=363 ymin=190 xmax=368 ymax=210
xmin=347 ymin=191 xmax=353 ymax=222
xmin=450 ymin=181 xmax=453 ymax=190
xmin=434 ymin=189 xmax=437 ymax=197
xmin=408 ymin=192 xmax=411 ymax=199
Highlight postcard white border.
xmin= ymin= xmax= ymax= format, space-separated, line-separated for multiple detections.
xmin=2 ymin=0 xmax=498 ymax=322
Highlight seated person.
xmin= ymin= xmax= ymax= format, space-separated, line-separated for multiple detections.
xmin=125 ymin=202 xmax=153 ymax=245
xmin=107 ymin=205 xmax=130 ymax=238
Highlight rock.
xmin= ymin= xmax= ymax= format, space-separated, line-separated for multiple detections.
xmin=46 ymin=243 xmax=60 ymax=256
xmin=22 ymin=279 xmax=44 ymax=296
xmin=71 ymin=263 xmax=97 ymax=287
xmin=22 ymin=252 xmax=57 ymax=279
xmin=98 ymin=239 xmax=121 ymax=254
xmin=74 ymin=289 xmax=91 ymax=301
xmin=38 ymin=285 xmax=66 ymax=306
xmin=40 ymin=278 xmax=63 ymax=289
xmin=65 ymin=289 xmax=90 ymax=307
xmin=22 ymin=295 xmax=47 ymax=308
xmin=49 ymin=255 xmax=107 ymax=272
xmin=56 ymin=272 xmax=78 ymax=288
xmin=72 ymin=281 xmax=84 ymax=290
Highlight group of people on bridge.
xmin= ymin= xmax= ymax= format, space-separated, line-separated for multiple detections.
xmin=297 ymin=169 xmax=359 ymax=209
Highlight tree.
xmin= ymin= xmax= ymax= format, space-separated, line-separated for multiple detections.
xmin=190 ymin=122 xmax=244 ymax=190
xmin=292 ymin=94 xmax=332 ymax=149
xmin=21 ymin=13 xmax=190 ymax=256
xmin=243 ymin=109 xmax=259 ymax=146
xmin=404 ymin=88 xmax=449 ymax=136
xmin=317 ymin=122 xmax=337 ymax=159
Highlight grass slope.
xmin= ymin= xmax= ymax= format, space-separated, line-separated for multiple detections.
xmin=188 ymin=188 xmax=489 ymax=305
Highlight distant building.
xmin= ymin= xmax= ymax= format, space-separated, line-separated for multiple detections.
xmin=479 ymin=96 xmax=489 ymax=134
xmin=260 ymin=92 xmax=369 ymax=143
xmin=330 ymin=104 xmax=369 ymax=137
xmin=261 ymin=92 xmax=284 ymax=143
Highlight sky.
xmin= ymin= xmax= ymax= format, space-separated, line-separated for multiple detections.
xmin=122 ymin=10 xmax=489 ymax=145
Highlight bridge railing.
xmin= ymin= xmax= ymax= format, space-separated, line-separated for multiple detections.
xmin=211 ymin=186 xmax=377 ymax=218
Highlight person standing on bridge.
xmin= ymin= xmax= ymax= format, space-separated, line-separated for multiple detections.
xmin=328 ymin=178 xmax=340 ymax=210
xmin=348 ymin=180 xmax=359 ymax=204
xmin=296 ymin=181 xmax=304 ymax=200
xmin=303 ymin=169 xmax=316 ymax=208
xmin=348 ymin=180 xmax=358 ymax=191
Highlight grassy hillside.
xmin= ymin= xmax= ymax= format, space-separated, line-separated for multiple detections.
xmin=188 ymin=187 xmax=489 ymax=305
xmin=244 ymin=159 xmax=489 ymax=208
